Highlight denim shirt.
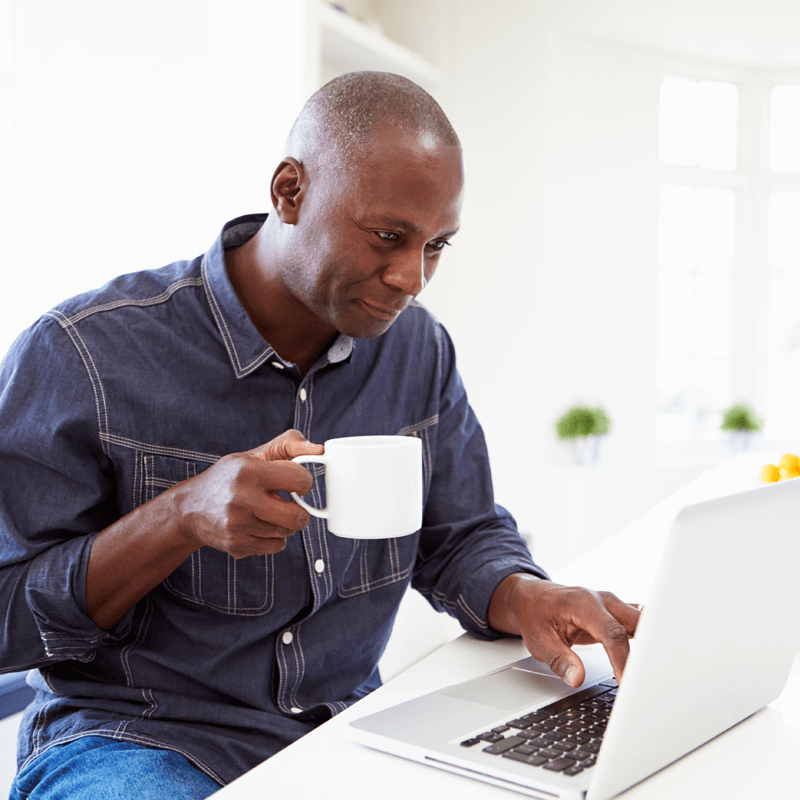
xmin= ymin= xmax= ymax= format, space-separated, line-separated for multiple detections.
xmin=0 ymin=215 xmax=546 ymax=785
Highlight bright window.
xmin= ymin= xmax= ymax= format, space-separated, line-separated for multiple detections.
xmin=765 ymin=190 xmax=800 ymax=439
xmin=770 ymin=86 xmax=800 ymax=173
xmin=656 ymin=186 xmax=736 ymax=443
xmin=656 ymin=77 xmax=739 ymax=445
xmin=657 ymin=75 xmax=800 ymax=450
xmin=659 ymin=76 xmax=738 ymax=171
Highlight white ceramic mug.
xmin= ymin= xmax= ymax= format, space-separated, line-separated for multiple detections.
xmin=289 ymin=435 xmax=423 ymax=539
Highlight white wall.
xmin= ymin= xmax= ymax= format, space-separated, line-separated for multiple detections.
xmin=534 ymin=31 xmax=661 ymax=468
xmin=437 ymin=4 xmax=667 ymax=553
xmin=8 ymin=1 xmax=210 ymax=345
xmin=2 ymin=0 xmax=309 ymax=356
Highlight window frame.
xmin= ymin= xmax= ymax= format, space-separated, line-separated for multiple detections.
xmin=656 ymin=61 xmax=800 ymax=461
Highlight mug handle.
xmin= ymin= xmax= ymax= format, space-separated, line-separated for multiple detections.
xmin=289 ymin=454 xmax=329 ymax=519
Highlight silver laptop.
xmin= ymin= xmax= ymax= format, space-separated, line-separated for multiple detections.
xmin=350 ymin=478 xmax=800 ymax=799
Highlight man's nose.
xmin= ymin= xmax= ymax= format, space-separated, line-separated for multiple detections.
xmin=382 ymin=248 xmax=427 ymax=296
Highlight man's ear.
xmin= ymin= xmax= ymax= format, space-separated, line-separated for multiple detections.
xmin=270 ymin=157 xmax=305 ymax=224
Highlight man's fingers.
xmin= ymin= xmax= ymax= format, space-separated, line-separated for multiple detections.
xmin=578 ymin=595 xmax=633 ymax=682
xmin=253 ymin=459 xmax=317 ymax=495
xmin=250 ymin=429 xmax=324 ymax=462
xmin=229 ymin=528 xmax=296 ymax=560
xmin=600 ymin=592 xmax=642 ymax=636
xmin=542 ymin=641 xmax=586 ymax=688
xmin=253 ymin=493 xmax=311 ymax=532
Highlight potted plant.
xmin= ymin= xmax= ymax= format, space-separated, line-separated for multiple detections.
xmin=555 ymin=406 xmax=611 ymax=465
xmin=720 ymin=403 xmax=762 ymax=450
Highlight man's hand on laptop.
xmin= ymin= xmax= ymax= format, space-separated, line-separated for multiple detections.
xmin=487 ymin=574 xmax=641 ymax=688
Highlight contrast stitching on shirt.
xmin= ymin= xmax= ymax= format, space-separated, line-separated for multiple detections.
xmin=264 ymin=556 xmax=275 ymax=615
xmin=39 ymin=669 xmax=57 ymax=694
xmin=190 ymin=551 xmax=199 ymax=604
xmin=319 ymin=518 xmax=333 ymax=599
xmin=323 ymin=700 xmax=347 ymax=716
xmin=143 ymin=455 xmax=153 ymax=504
xmin=396 ymin=415 xmax=438 ymax=436
xmin=344 ymin=567 xmax=414 ymax=594
xmin=226 ymin=555 xmax=233 ymax=613
xmin=275 ymin=626 xmax=291 ymax=713
xmin=142 ymin=687 xmax=158 ymax=719
xmin=418 ymin=586 xmax=457 ymax=611
xmin=44 ymin=310 xmax=110 ymax=456
xmin=421 ymin=427 xmax=432 ymax=496
xmin=360 ymin=542 xmax=369 ymax=589
xmin=201 ymin=254 xmax=273 ymax=377
xmin=388 ymin=539 xmax=398 ymax=576
xmin=99 ymin=433 xmax=221 ymax=463
xmin=31 ymin=701 xmax=50 ymax=758
xmin=120 ymin=597 xmax=153 ymax=688
xmin=420 ymin=588 xmax=487 ymax=628
xmin=161 ymin=555 xmax=275 ymax=615
xmin=201 ymin=255 xmax=241 ymax=372
xmin=132 ymin=450 xmax=141 ymax=512
xmin=39 ymin=642 xmax=96 ymax=653
xmin=457 ymin=594 xmax=489 ymax=628
xmin=40 ymin=632 xmax=98 ymax=644
xmin=60 ymin=278 xmax=204 ymax=325
xmin=306 ymin=374 xmax=314 ymax=443
xmin=338 ymin=542 xmax=414 ymax=596
xmin=301 ymin=528 xmax=320 ymax=615
xmin=289 ymin=624 xmax=307 ymax=710
xmin=185 ymin=463 xmax=200 ymax=604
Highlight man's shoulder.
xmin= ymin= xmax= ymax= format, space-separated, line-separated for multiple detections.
xmin=392 ymin=300 xmax=442 ymax=337
xmin=49 ymin=256 xmax=205 ymax=324
xmin=365 ymin=300 xmax=457 ymax=373
xmin=387 ymin=300 xmax=456 ymax=353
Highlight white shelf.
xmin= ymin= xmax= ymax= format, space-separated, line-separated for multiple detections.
xmin=318 ymin=3 xmax=441 ymax=92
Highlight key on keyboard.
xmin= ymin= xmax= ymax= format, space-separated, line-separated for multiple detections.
xmin=459 ymin=680 xmax=617 ymax=777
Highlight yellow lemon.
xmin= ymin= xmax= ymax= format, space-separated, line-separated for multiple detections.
xmin=762 ymin=464 xmax=781 ymax=483
xmin=779 ymin=453 xmax=800 ymax=471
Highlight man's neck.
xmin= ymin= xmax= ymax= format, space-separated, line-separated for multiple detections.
xmin=224 ymin=223 xmax=336 ymax=375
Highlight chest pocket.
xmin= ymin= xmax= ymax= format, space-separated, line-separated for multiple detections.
xmin=338 ymin=534 xmax=419 ymax=597
xmin=139 ymin=453 xmax=275 ymax=616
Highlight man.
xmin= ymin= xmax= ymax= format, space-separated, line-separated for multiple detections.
xmin=1 ymin=72 xmax=638 ymax=799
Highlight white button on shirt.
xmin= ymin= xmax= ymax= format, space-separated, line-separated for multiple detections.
xmin=281 ymin=631 xmax=293 ymax=646
xmin=299 ymin=387 xmax=307 ymax=402
xmin=314 ymin=559 xmax=325 ymax=574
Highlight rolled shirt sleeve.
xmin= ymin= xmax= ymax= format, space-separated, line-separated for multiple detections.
xmin=0 ymin=317 xmax=131 ymax=673
xmin=412 ymin=323 xmax=549 ymax=638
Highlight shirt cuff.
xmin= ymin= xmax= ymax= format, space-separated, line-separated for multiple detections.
xmin=25 ymin=533 xmax=135 ymax=662
xmin=436 ymin=558 xmax=549 ymax=641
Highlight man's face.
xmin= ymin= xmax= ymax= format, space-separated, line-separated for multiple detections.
xmin=281 ymin=126 xmax=464 ymax=339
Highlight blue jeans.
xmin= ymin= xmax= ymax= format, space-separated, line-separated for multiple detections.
xmin=9 ymin=736 xmax=222 ymax=800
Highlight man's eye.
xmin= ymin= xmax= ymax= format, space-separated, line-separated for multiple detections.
xmin=428 ymin=240 xmax=451 ymax=251
xmin=376 ymin=231 xmax=400 ymax=242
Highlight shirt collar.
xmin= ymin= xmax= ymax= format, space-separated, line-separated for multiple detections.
xmin=202 ymin=214 xmax=354 ymax=379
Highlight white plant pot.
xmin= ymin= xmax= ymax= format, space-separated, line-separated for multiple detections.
xmin=571 ymin=435 xmax=603 ymax=466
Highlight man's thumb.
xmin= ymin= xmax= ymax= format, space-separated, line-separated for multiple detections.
xmin=251 ymin=430 xmax=324 ymax=461
xmin=549 ymin=650 xmax=584 ymax=688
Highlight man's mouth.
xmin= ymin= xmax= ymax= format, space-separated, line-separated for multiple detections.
xmin=357 ymin=299 xmax=406 ymax=321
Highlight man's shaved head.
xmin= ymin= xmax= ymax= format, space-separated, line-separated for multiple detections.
xmin=284 ymin=71 xmax=461 ymax=176
xmin=233 ymin=70 xmax=464 ymax=361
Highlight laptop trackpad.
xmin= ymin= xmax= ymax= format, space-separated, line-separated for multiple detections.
xmin=441 ymin=667 xmax=567 ymax=712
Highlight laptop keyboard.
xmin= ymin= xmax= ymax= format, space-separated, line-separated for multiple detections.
xmin=459 ymin=678 xmax=617 ymax=777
